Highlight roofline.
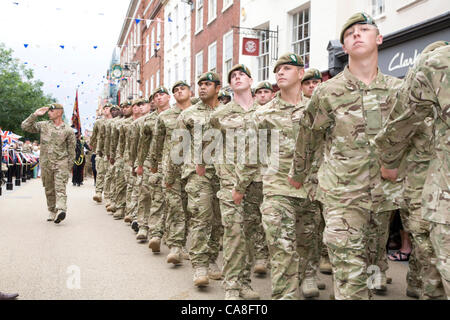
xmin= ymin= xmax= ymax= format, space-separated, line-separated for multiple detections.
xmin=117 ymin=0 xmax=141 ymax=47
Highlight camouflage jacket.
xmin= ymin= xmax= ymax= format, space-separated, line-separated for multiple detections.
xmin=110 ymin=117 xmax=128 ymax=160
xmin=137 ymin=110 xmax=160 ymax=168
xmin=21 ymin=114 xmax=76 ymax=169
xmin=375 ymin=45 xmax=450 ymax=223
xmin=128 ymin=116 xmax=146 ymax=166
xmin=150 ymin=105 xmax=187 ymax=180
xmin=103 ymin=117 xmax=120 ymax=158
xmin=117 ymin=117 xmax=134 ymax=160
xmin=235 ymin=92 xmax=308 ymax=199
xmin=90 ymin=118 xmax=105 ymax=153
xmin=166 ymin=101 xmax=218 ymax=184
xmin=290 ymin=66 xmax=403 ymax=212
xmin=208 ymin=100 xmax=262 ymax=196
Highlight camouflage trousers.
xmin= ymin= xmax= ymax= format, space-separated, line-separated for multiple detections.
xmin=41 ymin=165 xmax=69 ymax=213
xmin=136 ymin=161 xmax=153 ymax=230
xmin=164 ymin=177 xmax=189 ymax=249
xmin=305 ymin=201 xmax=325 ymax=278
xmin=103 ymin=158 xmax=116 ymax=202
xmin=260 ymin=195 xmax=319 ymax=300
xmin=400 ymin=204 xmax=445 ymax=299
xmin=323 ymin=205 xmax=391 ymax=300
xmin=245 ymin=182 xmax=269 ymax=263
xmin=147 ymin=172 xmax=167 ymax=239
xmin=112 ymin=158 xmax=128 ymax=209
xmin=429 ymin=223 xmax=450 ymax=300
xmin=125 ymin=167 xmax=140 ymax=219
xmin=94 ymin=155 xmax=106 ymax=195
xmin=185 ymin=173 xmax=223 ymax=268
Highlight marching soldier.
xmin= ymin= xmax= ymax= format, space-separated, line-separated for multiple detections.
xmin=289 ymin=13 xmax=404 ymax=299
xmin=150 ymin=81 xmax=192 ymax=264
xmin=375 ymin=42 xmax=449 ymax=299
xmin=21 ymin=103 xmax=76 ymax=223
xmin=136 ymin=87 xmax=171 ymax=252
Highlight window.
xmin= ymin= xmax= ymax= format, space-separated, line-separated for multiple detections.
xmin=208 ymin=42 xmax=217 ymax=72
xmin=182 ymin=4 xmax=188 ymax=37
xmin=156 ymin=70 xmax=160 ymax=87
xmin=168 ymin=68 xmax=172 ymax=88
xmin=156 ymin=22 xmax=161 ymax=51
xmin=223 ymin=31 xmax=233 ymax=83
xmin=151 ymin=28 xmax=154 ymax=56
xmin=258 ymin=30 xmax=270 ymax=81
xmin=196 ymin=51 xmax=203 ymax=77
xmin=208 ymin=0 xmax=217 ymax=23
xmin=223 ymin=0 xmax=233 ymax=11
xmin=372 ymin=0 xmax=385 ymax=17
xmin=292 ymin=8 xmax=310 ymax=68
xmin=175 ymin=62 xmax=179 ymax=82
xmin=174 ymin=6 xmax=179 ymax=43
xmin=196 ymin=0 xmax=203 ymax=33
xmin=154 ymin=27 xmax=157 ymax=53
xmin=168 ymin=13 xmax=173 ymax=48
xmin=151 ymin=75 xmax=154 ymax=91
xmin=146 ymin=35 xmax=149 ymax=62
xmin=182 ymin=57 xmax=187 ymax=82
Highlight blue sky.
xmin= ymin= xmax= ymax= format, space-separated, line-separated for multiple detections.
xmin=0 ymin=0 xmax=130 ymax=132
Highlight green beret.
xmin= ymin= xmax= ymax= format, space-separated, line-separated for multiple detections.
xmin=197 ymin=72 xmax=221 ymax=85
xmin=218 ymin=90 xmax=231 ymax=98
xmin=340 ymin=12 xmax=377 ymax=44
xmin=254 ymin=81 xmax=274 ymax=93
xmin=119 ymin=101 xmax=130 ymax=108
xmin=302 ymin=68 xmax=322 ymax=83
xmin=110 ymin=105 xmax=119 ymax=111
xmin=273 ymin=53 xmax=304 ymax=73
xmin=422 ymin=41 xmax=449 ymax=55
xmin=103 ymin=103 xmax=112 ymax=108
xmin=227 ymin=64 xmax=252 ymax=84
xmin=190 ymin=97 xmax=200 ymax=105
xmin=172 ymin=80 xmax=190 ymax=93
xmin=133 ymin=98 xmax=147 ymax=105
xmin=48 ymin=103 xmax=64 ymax=110
xmin=152 ymin=86 xmax=170 ymax=96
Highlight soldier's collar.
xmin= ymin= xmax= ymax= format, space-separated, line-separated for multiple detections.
xmin=343 ymin=66 xmax=388 ymax=91
xmin=275 ymin=91 xmax=306 ymax=109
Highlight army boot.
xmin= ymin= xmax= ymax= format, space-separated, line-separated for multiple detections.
xmin=239 ymin=284 xmax=260 ymax=300
xmin=47 ymin=211 xmax=56 ymax=222
xmin=93 ymin=194 xmax=102 ymax=203
xmin=148 ymin=237 xmax=161 ymax=253
xmin=113 ymin=208 xmax=124 ymax=220
xmin=319 ymin=255 xmax=332 ymax=274
xmin=208 ymin=262 xmax=223 ymax=280
xmin=193 ymin=267 xmax=209 ymax=287
xmin=181 ymin=247 xmax=190 ymax=260
xmin=253 ymin=259 xmax=268 ymax=275
xmin=406 ymin=284 xmax=421 ymax=299
xmin=301 ymin=276 xmax=320 ymax=298
xmin=225 ymin=290 xmax=241 ymax=300
xmin=131 ymin=220 xmax=139 ymax=233
xmin=54 ymin=211 xmax=66 ymax=224
xmin=124 ymin=215 xmax=133 ymax=223
xmin=136 ymin=227 xmax=148 ymax=242
xmin=316 ymin=275 xmax=326 ymax=290
xmin=167 ymin=247 xmax=182 ymax=265
xmin=373 ymin=271 xmax=388 ymax=294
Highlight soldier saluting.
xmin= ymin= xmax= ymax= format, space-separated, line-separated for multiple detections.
xmin=21 ymin=104 xmax=76 ymax=224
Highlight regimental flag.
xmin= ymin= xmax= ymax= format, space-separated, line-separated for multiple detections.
xmin=71 ymin=90 xmax=81 ymax=134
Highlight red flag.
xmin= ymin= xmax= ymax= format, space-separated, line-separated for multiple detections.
xmin=71 ymin=90 xmax=81 ymax=133
xmin=242 ymin=38 xmax=260 ymax=56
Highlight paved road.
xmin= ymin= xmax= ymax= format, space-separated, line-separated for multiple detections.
xmin=0 ymin=177 xmax=414 ymax=300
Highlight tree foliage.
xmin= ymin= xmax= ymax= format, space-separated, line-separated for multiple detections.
xmin=0 ymin=43 xmax=55 ymax=142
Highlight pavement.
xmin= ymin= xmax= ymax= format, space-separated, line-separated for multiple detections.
xmin=0 ymin=177 xmax=415 ymax=300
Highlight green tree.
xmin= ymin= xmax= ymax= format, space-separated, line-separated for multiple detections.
xmin=0 ymin=43 xmax=55 ymax=142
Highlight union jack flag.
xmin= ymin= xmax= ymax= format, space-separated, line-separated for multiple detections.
xmin=1 ymin=130 xmax=21 ymax=145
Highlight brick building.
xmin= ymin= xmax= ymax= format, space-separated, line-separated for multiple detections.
xmin=190 ymin=0 xmax=241 ymax=91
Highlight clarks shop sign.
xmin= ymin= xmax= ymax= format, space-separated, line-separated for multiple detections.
xmin=379 ymin=27 xmax=450 ymax=78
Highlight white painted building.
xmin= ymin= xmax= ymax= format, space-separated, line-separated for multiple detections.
xmin=163 ymin=0 xmax=192 ymax=103
xmin=238 ymin=0 xmax=449 ymax=83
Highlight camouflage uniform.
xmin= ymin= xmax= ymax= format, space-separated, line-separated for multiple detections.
xmin=110 ymin=116 xmax=130 ymax=213
xmin=290 ymin=66 xmax=403 ymax=300
xmin=208 ymin=100 xmax=262 ymax=293
xmin=90 ymin=117 xmax=107 ymax=198
xmin=21 ymin=113 xmax=76 ymax=214
xmin=137 ymin=111 xmax=167 ymax=240
xmin=150 ymin=105 xmax=190 ymax=250
xmin=123 ymin=117 xmax=140 ymax=220
xmin=102 ymin=117 xmax=121 ymax=205
xmin=235 ymin=92 xmax=319 ymax=300
xmin=167 ymin=101 xmax=223 ymax=269
xmin=375 ymin=44 xmax=450 ymax=299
